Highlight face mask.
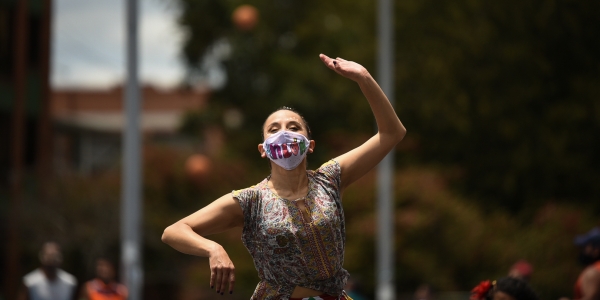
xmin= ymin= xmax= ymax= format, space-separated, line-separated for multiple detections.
xmin=263 ymin=130 xmax=310 ymax=170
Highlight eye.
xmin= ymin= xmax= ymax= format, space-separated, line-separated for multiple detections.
xmin=289 ymin=126 xmax=299 ymax=131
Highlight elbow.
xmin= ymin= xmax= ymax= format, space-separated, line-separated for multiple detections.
xmin=396 ymin=126 xmax=407 ymax=144
xmin=161 ymin=224 xmax=175 ymax=244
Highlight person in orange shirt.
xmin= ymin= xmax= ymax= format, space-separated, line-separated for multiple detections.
xmin=79 ymin=258 xmax=127 ymax=300
xmin=573 ymin=227 xmax=600 ymax=300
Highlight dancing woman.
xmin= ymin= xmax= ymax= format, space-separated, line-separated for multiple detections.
xmin=162 ymin=54 xmax=406 ymax=299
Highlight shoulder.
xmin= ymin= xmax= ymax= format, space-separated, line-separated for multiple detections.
xmin=23 ymin=269 xmax=44 ymax=286
xmin=232 ymin=180 xmax=267 ymax=200
xmin=231 ymin=179 xmax=270 ymax=214
xmin=581 ymin=263 xmax=600 ymax=284
xmin=313 ymin=159 xmax=342 ymax=185
xmin=315 ymin=159 xmax=341 ymax=176
xmin=57 ymin=269 xmax=77 ymax=286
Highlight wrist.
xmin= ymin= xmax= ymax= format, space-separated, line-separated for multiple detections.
xmin=356 ymin=70 xmax=373 ymax=85
xmin=207 ymin=242 xmax=223 ymax=257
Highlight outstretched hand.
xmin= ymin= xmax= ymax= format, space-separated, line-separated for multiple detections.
xmin=319 ymin=53 xmax=370 ymax=83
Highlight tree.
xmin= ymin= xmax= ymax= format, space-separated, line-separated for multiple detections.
xmin=177 ymin=0 xmax=600 ymax=212
xmin=393 ymin=0 xmax=600 ymax=211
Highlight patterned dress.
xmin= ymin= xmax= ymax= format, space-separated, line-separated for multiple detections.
xmin=232 ymin=160 xmax=349 ymax=300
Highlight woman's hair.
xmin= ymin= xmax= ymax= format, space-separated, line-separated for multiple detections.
xmin=494 ymin=277 xmax=539 ymax=300
xmin=262 ymin=106 xmax=312 ymax=140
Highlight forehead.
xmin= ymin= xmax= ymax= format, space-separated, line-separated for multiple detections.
xmin=42 ymin=243 xmax=60 ymax=254
xmin=264 ymin=110 xmax=303 ymax=127
xmin=97 ymin=259 xmax=113 ymax=267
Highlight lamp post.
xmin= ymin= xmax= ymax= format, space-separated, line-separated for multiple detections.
xmin=121 ymin=0 xmax=143 ymax=298
xmin=376 ymin=0 xmax=395 ymax=298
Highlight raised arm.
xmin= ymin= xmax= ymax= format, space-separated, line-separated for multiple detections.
xmin=319 ymin=54 xmax=406 ymax=191
xmin=161 ymin=194 xmax=244 ymax=295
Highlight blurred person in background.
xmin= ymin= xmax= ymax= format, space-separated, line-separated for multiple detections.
xmin=573 ymin=227 xmax=600 ymax=300
xmin=470 ymin=277 xmax=538 ymax=300
xmin=508 ymin=260 xmax=533 ymax=282
xmin=413 ymin=284 xmax=434 ymax=300
xmin=79 ymin=257 xmax=127 ymax=300
xmin=162 ymin=54 xmax=406 ymax=299
xmin=18 ymin=241 xmax=77 ymax=300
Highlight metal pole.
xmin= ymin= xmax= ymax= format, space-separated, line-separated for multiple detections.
xmin=376 ymin=0 xmax=395 ymax=298
xmin=121 ymin=0 xmax=143 ymax=298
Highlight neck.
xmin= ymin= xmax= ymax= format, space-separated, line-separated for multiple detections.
xmin=268 ymin=161 xmax=309 ymax=199
xmin=41 ymin=266 xmax=58 ymax=281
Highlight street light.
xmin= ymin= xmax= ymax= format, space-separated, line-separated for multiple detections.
xmin=376 ymin=0 xmax=395 ymax=299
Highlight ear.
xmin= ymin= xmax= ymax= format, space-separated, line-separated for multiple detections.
xmin=308 ymin=140 xmax=316 ymax=154
xmin=258 ymin=143 xmax=267 ymax=158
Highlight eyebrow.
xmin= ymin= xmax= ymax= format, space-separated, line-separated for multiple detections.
xmin=266 ymin=120 xmax=303 ymax=129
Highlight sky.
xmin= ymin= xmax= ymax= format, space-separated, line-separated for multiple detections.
xmin=52 ymin=0 xmax=186 ymax=90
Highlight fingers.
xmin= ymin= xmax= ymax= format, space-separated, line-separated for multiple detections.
xmin=319 ymin=54 xmax=352 ymax=74
xmin=228 ymin=268 xmax=236 ymax=294
xmin=319 ymin=53 xmax=331 ymax=63
xmin=214 ymin=265 xmax=223 ymax=294
xmin=211 ymin=262 xmax=235 ymax=295
xmin=220 ymin=265 xmax=229 ymax=295
xmin=319 ymin=53 xmax=337 ymax=71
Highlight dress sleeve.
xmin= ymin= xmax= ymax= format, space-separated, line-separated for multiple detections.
xmin=316 ymin=159 xmax=342 ymax=193
xmin=231 ymin=186 xmax=258 ymax=229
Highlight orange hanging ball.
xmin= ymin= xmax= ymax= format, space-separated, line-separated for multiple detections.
xmin=232 ymin=5 xmax=259 ymax=31
xmin=185 ymin=154 xmax=212 ymax=181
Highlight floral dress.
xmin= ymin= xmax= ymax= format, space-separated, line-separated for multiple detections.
xmin=232 ymin=160 xmax=349 ymax=300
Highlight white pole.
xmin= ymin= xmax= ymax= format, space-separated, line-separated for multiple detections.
xmin=121 ymin=0 xmax=143 ymax=298
xmin=376 ymin=0 xmax=395 ymax=298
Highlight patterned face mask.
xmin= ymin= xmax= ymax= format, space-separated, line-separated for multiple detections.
xmin=262 ymin=130 xmax=310 ymax=170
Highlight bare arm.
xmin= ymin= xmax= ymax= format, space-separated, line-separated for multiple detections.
xmin=161 ymin=193 xmax=244 ymax=294
xmin=319 ymin=54 xmax=406 ymax=191
xmin=581 ymin=267 xmax=600 ymax=300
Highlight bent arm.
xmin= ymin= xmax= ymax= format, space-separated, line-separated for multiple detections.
xmin=320 ymin=54 xmax=406 ymax=190
xmin=161 ymin=193 xmax=244 ymax=257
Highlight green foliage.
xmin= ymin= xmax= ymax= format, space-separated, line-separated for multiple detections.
xmin=177 ymin=0 xmax=600 ymax=212
xmin=177 ymin=0 xmax=376 ymax=169
xmin=343 ymin=168 xmax=597 ymax=298
xmin=393 ymin=0 xmax=600 ymax=211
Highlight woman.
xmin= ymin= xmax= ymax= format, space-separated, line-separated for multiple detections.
xmin=162 ymin=54 xmax=406 ymax=299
